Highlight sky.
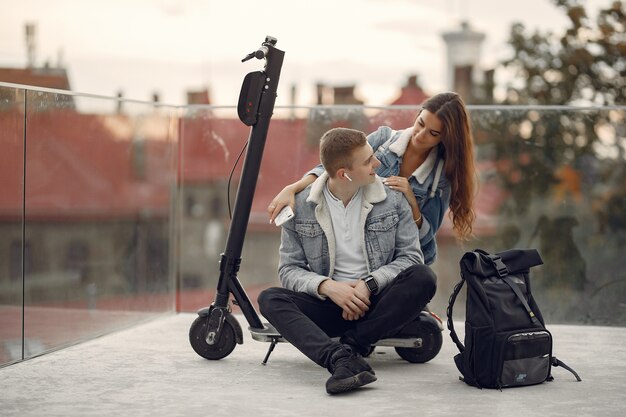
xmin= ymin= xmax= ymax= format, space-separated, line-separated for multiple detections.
xmin=0 ymin=0 xmax=612 ymax=107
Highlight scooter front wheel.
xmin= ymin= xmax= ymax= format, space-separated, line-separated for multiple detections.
xmin=189 ymin=314 xmax=237 ymax=360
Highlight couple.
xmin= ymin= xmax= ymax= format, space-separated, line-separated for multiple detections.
xmin=259 ymin=93 xmax=476 ymax=395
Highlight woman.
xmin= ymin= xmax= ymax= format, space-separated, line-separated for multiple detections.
xmin=268 ymin=92 xmax=476 ymax=265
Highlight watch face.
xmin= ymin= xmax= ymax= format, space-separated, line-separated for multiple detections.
xmin=366 ymin=278 xmax=377 ymax=292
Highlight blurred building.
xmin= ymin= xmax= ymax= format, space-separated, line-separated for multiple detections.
xmin=314 ymin=83 xmax=364 ymax=105
xmin=0 ymin=23 xmax=75 ymax=109
xmin=389 ymin=75 xmax=429 ymax=105
xmin=0 ymin=20 xmax=501 ymax=307
xmin=0 ymin=66 xmax=71 ymax=91
xmin=187 ymin=88 xmax=211 ymax=105
xmin=442 ymin=21 xmax=494 ymax=104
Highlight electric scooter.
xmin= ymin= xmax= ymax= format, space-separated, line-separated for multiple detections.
xmin=189 ymin=36 xmax=443 ymax=365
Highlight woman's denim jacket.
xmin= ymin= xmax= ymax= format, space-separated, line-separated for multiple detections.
xmin=306 ymin=126 xmax=451 ymax=265
xmin=279 ymin=172 xmax=423 ymax=300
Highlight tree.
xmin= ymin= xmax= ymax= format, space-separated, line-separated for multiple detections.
xmin=502 ymin=0 xmax=625 ymax=106
xmin=468 ymin=1 xmax=626 ymax=308
xmin=472 ymin=0 xmax=626 ymax=217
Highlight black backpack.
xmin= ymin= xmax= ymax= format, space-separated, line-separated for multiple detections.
xmin=447 ymin=249 xmax=581 ymax=389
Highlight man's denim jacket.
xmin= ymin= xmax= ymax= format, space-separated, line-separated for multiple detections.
xmin=306 ymin=126 xmax=451 ymax=265
xmin=278 ymin=172 xmax=424 ymax=300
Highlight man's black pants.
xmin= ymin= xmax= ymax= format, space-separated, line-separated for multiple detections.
xmin=258 ymin=264 xmax=437 ymax=370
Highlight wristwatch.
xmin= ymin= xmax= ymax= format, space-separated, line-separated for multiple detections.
xmin=364 ymin=276 xmax=379 ymax=294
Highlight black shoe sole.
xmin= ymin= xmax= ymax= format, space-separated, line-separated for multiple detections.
xmin=326 ymin=371 xmax=377 ymax=395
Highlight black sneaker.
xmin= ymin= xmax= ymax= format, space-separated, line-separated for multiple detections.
xmin=325 ymin=345 xmax=377 ymax=395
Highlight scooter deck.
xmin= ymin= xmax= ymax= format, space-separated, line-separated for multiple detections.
xmin=250 ymin=311 xmax=442 ymax=344
xmin=249 ymin=323 xmax=287 ymax=343
xmin=249 ymin=323 xmax=424 ymax=348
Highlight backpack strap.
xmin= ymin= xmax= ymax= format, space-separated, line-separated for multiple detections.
xmin=552 ymin=357 xmax=582 ymax=382
xmin=501 ymin=275 xmax=542 ymax=326
xmin=487 ymin=253 xmax=542 ymax=326
xmin=485 ymin=252 xmax=508 ymax=278
xmin=446 ymin=274 xmax=466 ymax=353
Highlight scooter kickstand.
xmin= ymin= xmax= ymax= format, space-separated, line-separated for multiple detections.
xmin=262 ymin=337 xmax=279 ymax=365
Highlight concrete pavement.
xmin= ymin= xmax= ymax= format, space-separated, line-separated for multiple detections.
xmin=1 ymin=313 xmax=625 ymax=417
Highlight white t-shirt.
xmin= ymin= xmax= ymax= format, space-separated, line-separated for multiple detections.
xmin=322 ymin=183 xmax=369 ymax=282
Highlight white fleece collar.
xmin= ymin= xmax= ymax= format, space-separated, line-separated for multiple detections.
xmin=307 ymin=172 xmax=387 ymax=205
xmin=387 ymin=127 xmax=440 ymax=185
xmin=388 ymin=127 xmax=413 ymax=157
xmin=413 ymin=147 xmax=439 ymax=184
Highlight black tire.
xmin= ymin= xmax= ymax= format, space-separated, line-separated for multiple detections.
xmin=394 ymin=322 xmax=443 ymax=363
xmin=189 ymin=314 xmax=237 ymax=360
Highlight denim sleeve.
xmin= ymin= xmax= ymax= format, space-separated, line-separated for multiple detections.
xmin=370 ymin=192 xmax=423 ymax=291
xmin=367 ymin=126 xmax=393 ymax=152
xmin=303 ymin=163 xmax=324 ymax=179
xmin=419 ymin=182 xmax=451 ymax=247
xmin=277 ymin=222 xmax=329 ymax=299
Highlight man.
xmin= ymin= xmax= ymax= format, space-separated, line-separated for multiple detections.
xmin=258 ymin=128 xmax=437 ymax=394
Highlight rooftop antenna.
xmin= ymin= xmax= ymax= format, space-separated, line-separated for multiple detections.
xmin=25 ymin=23 xmax=36 ymax=68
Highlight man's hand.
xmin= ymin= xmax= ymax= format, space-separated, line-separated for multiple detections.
xmin=319 ymin=279 xmax=371 ymax=321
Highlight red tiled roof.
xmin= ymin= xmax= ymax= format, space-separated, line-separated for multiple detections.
xmin=0 ymin=110 xmax=172 ymax=221
xmin=390 ymin=76 xmax=429 ymax=106
xmin=0 ymin=109 xmax=503 ymax=235
xmin=390 ymin=86 xmax=429 ymax=106
xmin=180 ymin=117 xmax=321 ymax=223
xmin=0 ymin=67 xmax=71 ymax=90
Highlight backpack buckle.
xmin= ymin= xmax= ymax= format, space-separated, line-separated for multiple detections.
xmin=489 ymin=255 xmax=508 ymax=278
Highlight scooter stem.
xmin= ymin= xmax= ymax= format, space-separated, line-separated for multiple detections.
xmin=212 ymin=37 xmax=284 ymax=329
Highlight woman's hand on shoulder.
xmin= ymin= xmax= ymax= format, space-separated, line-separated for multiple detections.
xmin=268 ymin=185 xmax=296 ymax=224
xmin=382 ymin=176 xmax=418 ymax=208
xmin=268 ymin=174 xmax=317 ymax=223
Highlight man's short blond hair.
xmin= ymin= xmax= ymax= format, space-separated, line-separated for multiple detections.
xmin=319 ymin=128 xmax=367 ymax=177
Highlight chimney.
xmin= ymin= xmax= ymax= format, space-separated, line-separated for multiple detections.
xmin=316 ymin=83 xmax=325 ymax=105
xmin=290 ymin=84 xmax=297 ymax=119
xmin=332 ymin=85 xmax=363 ymax=105
xmin=186 ymin=89 xmax=210 ymax=105
xmin=116 ymin=90 xmax=124 ymax=114
xmin=482 ymin=69 xmax=495 ymax=103
xmin=453 ymin=66 xmax=473 ymax=104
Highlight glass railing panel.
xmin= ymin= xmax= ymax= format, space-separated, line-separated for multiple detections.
xmin=0 ymin=86 xmax=26 ymax=366
xmin=176 ymin=105 xmax=440 ymax=312
xmin=466 ymin=106 xmax=626 ymax=325
xmin=22 ymin=89 xmax=179 ymax=358
xmin=178 ymin=104 xmax=626 ymax=326
xmin=177 ymin=106 xmax=249 ymax=311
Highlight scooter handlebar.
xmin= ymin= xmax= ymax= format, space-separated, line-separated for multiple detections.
xmin=241 ymin=35 xmax=278 ymax=62
xmin=239 ymin=36 xmax=284 ymax=120
xmin=242 ymin=46 xmax=269 ymax=62
xmin=255 ymin=46 xmax=269 ymax=59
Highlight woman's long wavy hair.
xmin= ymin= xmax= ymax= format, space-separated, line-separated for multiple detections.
xmin=421 ymin=92 xmax=476 ymax=240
